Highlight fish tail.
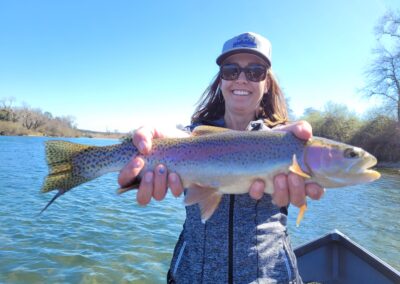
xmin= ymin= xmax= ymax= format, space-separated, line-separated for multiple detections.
xmin=38 ymin=189 xmax=66 ymax=214
xmin=41 ymin=140 xmax=91 ymax=194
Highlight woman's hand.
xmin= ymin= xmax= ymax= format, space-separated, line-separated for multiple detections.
xmin=117 ymin=126 xmax=187 ymax=205
xmin=249 ymin=121 xmax=325 ymax=207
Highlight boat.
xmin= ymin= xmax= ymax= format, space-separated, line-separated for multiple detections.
xmin=294 ymin=229 xmax=400 ymax=284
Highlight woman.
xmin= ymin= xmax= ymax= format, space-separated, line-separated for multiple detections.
xmin=118 ymin=32 xmax=324 ymax=283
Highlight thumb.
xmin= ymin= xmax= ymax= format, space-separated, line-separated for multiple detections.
xmin=133 ymin=126 xmax=156 ymax=154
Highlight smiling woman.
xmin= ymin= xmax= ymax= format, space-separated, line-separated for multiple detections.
xmin=219 ymin=53 xmax=270 ymax=129
xmin=118 ymin=32 xmax=326 ymax=283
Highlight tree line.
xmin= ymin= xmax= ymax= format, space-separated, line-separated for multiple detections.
xmin=300 ymin=102 xmax=399 ymax=163
xmin=0 ymin=97 xmax=81 ymax=137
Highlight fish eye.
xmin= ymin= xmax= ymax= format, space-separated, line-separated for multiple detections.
xmin=344 ymin=148 xmax=359 ymax=159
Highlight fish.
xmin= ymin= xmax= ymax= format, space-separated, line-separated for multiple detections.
xmin=41 ymin=126 xmax=381 ymax=225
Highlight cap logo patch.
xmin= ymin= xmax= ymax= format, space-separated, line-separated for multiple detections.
xmin=233 ymin=33 xmax=257 ymax=48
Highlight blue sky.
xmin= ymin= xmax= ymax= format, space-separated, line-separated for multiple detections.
xmin=0 ymin=0 xmax=399 ymax=132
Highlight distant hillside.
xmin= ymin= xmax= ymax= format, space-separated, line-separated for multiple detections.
xmin=79 ymin=129 xmax=126 ymax=139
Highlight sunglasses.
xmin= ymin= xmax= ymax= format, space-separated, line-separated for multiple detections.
xmin=220 ymin=63 xmax=268 ymax=82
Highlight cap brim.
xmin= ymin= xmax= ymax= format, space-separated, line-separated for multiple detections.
xmin=216 ymin=48 xmax=271 ymax=66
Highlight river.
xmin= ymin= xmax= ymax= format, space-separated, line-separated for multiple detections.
xmin=0 ymin=136 xmax=399 ymax=283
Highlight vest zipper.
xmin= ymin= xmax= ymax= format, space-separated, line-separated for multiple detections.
xmin=228 ymin=195 xmax=234 ymax=284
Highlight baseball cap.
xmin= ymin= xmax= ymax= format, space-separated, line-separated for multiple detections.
xmin=216 ymin=32 xmax=272 ymax=66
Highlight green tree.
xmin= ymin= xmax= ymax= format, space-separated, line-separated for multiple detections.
xmin=351 ymin=115 xmax=400 ymax=162
xmin=301 ymin=102 xmax=362 ymax=143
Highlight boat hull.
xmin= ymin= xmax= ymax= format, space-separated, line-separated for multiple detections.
xmin=294 ymin=230 xmax=400 ymax=284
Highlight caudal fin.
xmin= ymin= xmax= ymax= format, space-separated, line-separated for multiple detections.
xmin=42 ymin=140 xmax=91 ymax=193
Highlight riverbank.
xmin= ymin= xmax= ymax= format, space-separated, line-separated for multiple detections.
xmin=0 ymin=132 xmax=126 ymax=139
xmin=0 ymin=119 xmax=127 ymax=139
xmin=377 ymin=162 xmax=400 ymax=175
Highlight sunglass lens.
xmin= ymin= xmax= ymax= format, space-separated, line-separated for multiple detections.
xmin=246 ymin=65 xmax=266 ymax=82
xmin=220 ymin=64 xmax=240 ymax=80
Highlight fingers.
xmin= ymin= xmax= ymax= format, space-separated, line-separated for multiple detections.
xmin=137 ymin=171 xmax=154 ymax=205
xmin=136 ymin=164 xmax=184 ymax=206
xmin=272 ymin=173 xmax=324 ymax=208
xmin=124 ymin=125 xmax=187 ymax=205
xmin=168 ymin=173 xmax=184 ymax=197
xmin=287 ymin=173 xmax=306 ymax=207
xmin=249 ymin=179 xmax=265 ymax=200
xmin=153 ymin=164 xmax=168 ymax=201
xmin=305 ymin=183 xmax=325 ymax=200
xmin=274 ymin=120 xmax=312 ymax=141
xmin=132 ymin=126 xmax=171 ymax=155
xmin=118 ymin=156 xmax=144 ymax=188
xmin=272 ymin=174 xmax=289 ymax=207
xmin=132 ymin=126 xmax=156 ymax=155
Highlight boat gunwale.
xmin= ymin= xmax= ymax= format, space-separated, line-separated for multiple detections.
xmin=294 ymin=229 xmax=400 ymax=282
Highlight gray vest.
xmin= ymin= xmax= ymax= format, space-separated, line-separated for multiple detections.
xmin=168 ymin=120 xmax=302 ymax=283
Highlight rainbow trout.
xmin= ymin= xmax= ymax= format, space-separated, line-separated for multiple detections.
xmin=41 ymin=126 xmax=380 ymax=225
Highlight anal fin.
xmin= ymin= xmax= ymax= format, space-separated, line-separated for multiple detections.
xmin=296 ymin=203 xmax=307 ymax=227
xmin=185 ymin=183 xmax=223 ymax=223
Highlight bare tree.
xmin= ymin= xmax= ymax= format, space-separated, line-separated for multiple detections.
xmin=0 ymin=97 xmax=17 ymax=122
xmin=363 ymin=10 xmax=400 ymax=124
xmin=18 ymin=104 xmax=46 ymax=130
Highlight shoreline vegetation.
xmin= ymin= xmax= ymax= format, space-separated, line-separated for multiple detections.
xmin=299 ymin=102 xmax=400 ymax=169
xmin=0 ymin=121 xmax=126 ymax=139
xmin=0 ymin=99 xmax=126 ymax=139
xmin=0 ymin=120 xmax=126 ymax=139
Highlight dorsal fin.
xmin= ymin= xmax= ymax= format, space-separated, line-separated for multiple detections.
xmin=192 ymin=125 xmax=231 ymax=137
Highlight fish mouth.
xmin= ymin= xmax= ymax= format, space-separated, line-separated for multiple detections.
xmin=357 ymin=154 xmax=381 ymax=181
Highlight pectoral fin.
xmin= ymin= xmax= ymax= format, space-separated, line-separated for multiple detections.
xmin=117 ymin=177 xmax=141 ymax=194
xmin=289 ymin=154 xmax=311 ymax=178
xmin=185 ymin=183 xmax=223 ymax=223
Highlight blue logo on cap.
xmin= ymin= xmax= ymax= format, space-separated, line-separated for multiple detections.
xmin=233 ymin=33 xmax=257 ymax=48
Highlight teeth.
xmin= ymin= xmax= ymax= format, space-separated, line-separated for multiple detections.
xmin=233 ymin=90 xmax=250 ymax=96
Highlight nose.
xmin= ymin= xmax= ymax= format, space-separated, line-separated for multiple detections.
xmin=236 ymin=70 xmax=247 ymax=82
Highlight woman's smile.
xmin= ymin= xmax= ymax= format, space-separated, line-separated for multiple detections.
xmin=232 ymin=89 xmax=251 ymax=96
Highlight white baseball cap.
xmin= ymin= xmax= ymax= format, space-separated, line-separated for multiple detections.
xmin=216 ymin=32 xmax=272 ymax=66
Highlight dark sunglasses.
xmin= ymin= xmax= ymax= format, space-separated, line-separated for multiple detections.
xmin=220 ymin=63 xmax=268 ymax=82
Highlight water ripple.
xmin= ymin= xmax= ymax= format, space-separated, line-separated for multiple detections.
xmin=0 ymin=136 xmax=398 ymax=283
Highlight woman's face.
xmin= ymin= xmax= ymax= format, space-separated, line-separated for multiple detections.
xmin=220 ymin=53 xmax=269 ymax=117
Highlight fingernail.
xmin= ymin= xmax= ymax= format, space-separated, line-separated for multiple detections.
xmin=309 ymin=187 xmax=318 ymax=197
xmin=132 ymin=159 xmax=142 ymax=168
xmin=138 ymin=141 xmax=146 ymax=153
xmin=145 ymin=172 xmax=153 ymax=182
xmin=292 ymin=175 xmax=300 ymax=186
xmin=170 ymin=173 xmax=176 ymax=182
xmin=158 ymin=166 xmax=166 ymax=175
xmin=277 ymin=177 xmax=285 ymax=189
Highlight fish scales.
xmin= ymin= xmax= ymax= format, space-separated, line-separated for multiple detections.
xmin=40 ymin=125 xmax=380 ymax=223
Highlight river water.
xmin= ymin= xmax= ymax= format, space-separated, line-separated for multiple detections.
xmin=0 ymin=136 xmax=399 ymax=283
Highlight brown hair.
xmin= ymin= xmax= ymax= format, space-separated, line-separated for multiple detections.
xmin=191 ymin=69 xmax=288 ymax=127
